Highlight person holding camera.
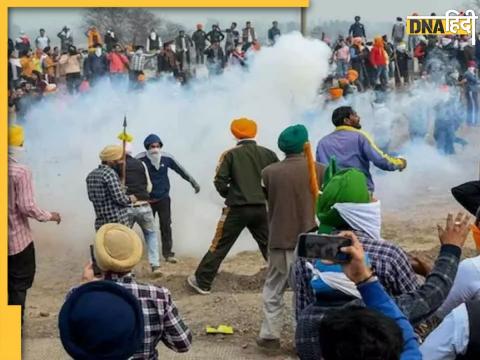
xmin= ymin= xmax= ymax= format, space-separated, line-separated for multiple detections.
xmin=297 ymin=231 xmax=422 ymax=360
xmin=256 ymin=124 xmax=324 ymax=351
xmin=61 ymin=223 xmax=192 ymax=359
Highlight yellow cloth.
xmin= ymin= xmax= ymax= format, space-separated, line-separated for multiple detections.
xmin=95 ymin=224 xmax=143 ymax=273
xmin=20 ymin=56 xmax=34 ymax=78
xmin=9 ymin=124 xmax=24 ymax=147
xmin=206 ymin=325 xmax=234 ymax=334
xmin=117 ymin=132 xmax=134 ymax=143
xmin=230 ymin=118 xmax=257 ymax=139
xmin=87 ymin=29 xmax=103 ymax=48
xmin=99 ymin=145 xmax=123 ymax=161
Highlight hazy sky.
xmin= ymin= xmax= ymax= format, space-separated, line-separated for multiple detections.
xmin=9 ymin=0 xmax=465 ymax=41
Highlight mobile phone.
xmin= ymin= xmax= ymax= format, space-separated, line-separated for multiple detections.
xmin=297 ymin=233 xmax=352 ymax=263
xmin=89 ymin=245 xmax=102 ymax=277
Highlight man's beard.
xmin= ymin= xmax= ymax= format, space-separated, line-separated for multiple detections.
xmin=147 ymin=151 xmax=161 ymax=170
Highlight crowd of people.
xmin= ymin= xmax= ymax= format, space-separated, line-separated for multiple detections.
xmin=7 ymin=13 xmax=480 ymax=360
xmin=8 ymin=107 xmax=480 ymax=359
xmin=322 ymin=15 xmax=479 ymax=157
xmin=7 ymin=21 xmax=279 ymax=94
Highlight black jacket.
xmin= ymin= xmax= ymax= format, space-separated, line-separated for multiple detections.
xmin=125 ymin=155 xmax=150 ymax=200
xmin=349 ymin=22 xmax=366 ymax=38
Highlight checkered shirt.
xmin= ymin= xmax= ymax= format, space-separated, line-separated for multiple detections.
xmin=8 ymin=158 xmax=51 ymax=255
xmin=130 ymin=54 xmax=146 ymax=71
xmin=293 ymin=230 xmax=420 ymax=319
xmin=86 ymin=165 xmax=131 ymax=230
xmin=68 ymin=274 xmax=192 ymax=359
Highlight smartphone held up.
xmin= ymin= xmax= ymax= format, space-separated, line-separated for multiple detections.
xmin=297 ymin=233 xmax=352 ymax=264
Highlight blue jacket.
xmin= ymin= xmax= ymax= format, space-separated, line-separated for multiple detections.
xmin=139 ymin=152 xmax=194 ymax=200
xmin=359 ymin=281 xmax=422 ymax=360
xmin=316 ymin=126 xmax=404 ymax=192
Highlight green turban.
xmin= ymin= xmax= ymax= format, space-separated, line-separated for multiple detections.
xmin=278 ymin=124 xmax=309 ymax=154
xmin=317 ymin=168 xmax=370 ymax=234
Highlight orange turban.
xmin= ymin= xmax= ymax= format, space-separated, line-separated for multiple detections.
xmin=230 ymin=118 xmax=257 ymax=139
xmin=329 ymin=87 xmax=344 ymax=100
xmin=347 ymin=69 xmax=359 ymax=82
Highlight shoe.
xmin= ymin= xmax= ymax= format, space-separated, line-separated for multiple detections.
xmin=256 ymin=337 xmax=281 ymax=350
xmin=151 ymin=266 xmax=163 ymax=276
xmin=186 ymin=275 xmax=210 ymax=295
xmin=165 ymin=256 xmax=178 ymax=264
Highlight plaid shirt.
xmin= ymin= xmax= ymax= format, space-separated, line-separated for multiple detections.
xmin=129 ymin=53 xmax=155 ymax=72
xmin=292 ymin=230 xmax=420 ymax=320
xmin=8 ymin=157 xmax=51 ymax=255
xmin=68 ymin=273 xmax=192 ymax=359
xmin=86 ymin=165 xmax=131 ymax=230
xmin=295 ymin=245 xmax=461 ymax=356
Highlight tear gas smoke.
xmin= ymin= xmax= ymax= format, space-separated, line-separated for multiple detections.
xmin=23 ymin=33 xmax=333 ymax=256
xmin=21 ymin=33 xmax=478 ymax=257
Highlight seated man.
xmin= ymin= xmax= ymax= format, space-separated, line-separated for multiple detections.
xmin=64 ymin=223 xmax=192 ymax=359
xmin=293 ymin=161 xmax=470 ymax=324
xmin=293 ymin=165 xmax=420 ymax=320
xmin=296 ymin=211 xmax=470 ymax=359
xmin=59 ymin=280 xmax=145 ymax=359
xmin=296 ymin=231 xmax=422 ymax=360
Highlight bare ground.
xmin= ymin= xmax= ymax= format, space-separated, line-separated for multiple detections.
xmin=22 ymin=127 xmax=480 ymax=359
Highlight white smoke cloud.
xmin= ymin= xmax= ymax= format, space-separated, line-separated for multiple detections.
xmin=21 ymin=33 xmax=479 ymax=258
xmin=24 ymin=33 xmax=333 ymax=256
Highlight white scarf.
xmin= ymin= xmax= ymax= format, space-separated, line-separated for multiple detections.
xmin=333 ymin=201 xmax=382 ymax=242
xmin=306 ymin=262 xmax=361 ymax=299
xmin=146 ymin=150 xmax=162 ymax=170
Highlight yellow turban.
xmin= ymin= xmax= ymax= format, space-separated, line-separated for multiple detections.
xmin=99 ymin=145 xmax=123 ymax=162
xmin=9 ymin=124 xmax=24 ymax=147
xmin=230 ymin=118 xmax=257 ymax=139
xmin=94 ymin=224 xmax=143 ymax=273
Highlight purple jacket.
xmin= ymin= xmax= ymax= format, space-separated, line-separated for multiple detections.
xmin=316 ymin=126 xmax=403 ymax=191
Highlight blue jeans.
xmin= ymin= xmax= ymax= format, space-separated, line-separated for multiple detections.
xmin=375 ymin=66 xmax=388 ymax=86
xmin=128 ymin=205 xmax=160 ymax=267
xmin=336 ymin=60 xmax=348 ymax=78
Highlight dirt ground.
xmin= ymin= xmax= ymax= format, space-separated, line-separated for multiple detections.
xmin=22 ymin=127 xmax=480 ymax=359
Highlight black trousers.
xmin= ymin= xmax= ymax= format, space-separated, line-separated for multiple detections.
xmin=151 ymin=197 xmax=174 ymax=259
xmin=452 ymin=181 xmax=480 ymax=217
xmin=65 ymin=72 xmax=81 ymax=94
xmin=195 ymin=205 xmax=269 ymax=290
xmin=8 ymin=242 xmax=36 ymax=324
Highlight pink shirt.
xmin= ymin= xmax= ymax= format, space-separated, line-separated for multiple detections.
xmin=335 ymin=46 xmax=351 ymax=61
xmin=8 ymin=158 xmax=51 ymax=255
xmin=107 ymin=52 xmax=129 ymax=73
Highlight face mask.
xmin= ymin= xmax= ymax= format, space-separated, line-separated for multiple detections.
xmin=136 ymin=49 xmax=143 ymax=55
xmin=147 ymin=149 xmax=161 ymax=170
xmin=469 ymin=67 xmax=476 ymax=74
xmin=95 ymin=48 xmax=102 ymax=56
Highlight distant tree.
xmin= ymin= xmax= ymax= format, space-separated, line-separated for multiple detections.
xmin=83 ymin=8 xmax=130 ymax=43
xmin=126 ymin=8 xmax=161 ymax=46
xmin=83 ymin=8 xmax=180 ymax=47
